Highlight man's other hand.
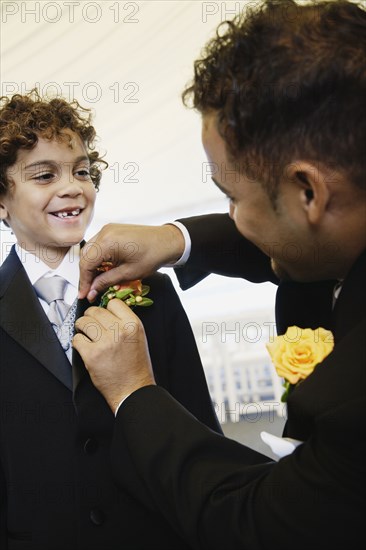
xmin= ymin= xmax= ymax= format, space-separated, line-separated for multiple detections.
xmin=73 ymin=298 xmax=156 ymax=413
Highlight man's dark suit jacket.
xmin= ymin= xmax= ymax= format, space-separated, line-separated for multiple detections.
xmin=111 ymin=214 xmax=366 ymax=550
xmin=0 ymin=245 xmax=221 ymax=550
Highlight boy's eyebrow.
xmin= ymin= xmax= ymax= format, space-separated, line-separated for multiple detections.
xmin=24 ymin=155 xmax=90 ymax=170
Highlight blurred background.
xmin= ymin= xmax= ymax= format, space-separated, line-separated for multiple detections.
xmin=1 ymin=0 xmax=287 ymax=456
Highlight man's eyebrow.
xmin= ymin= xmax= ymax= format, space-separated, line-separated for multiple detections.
xmin=24 ymin=156 xmax=90 ymax=170
xmin=211 ymin=176 xmax=229 ymax=195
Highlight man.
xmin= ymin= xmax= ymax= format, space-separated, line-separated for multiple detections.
xmin=74 ymin=1 xmax=366 ymax=548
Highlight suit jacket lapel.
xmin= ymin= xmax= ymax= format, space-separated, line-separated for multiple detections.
xmin=72 ymin=297 xmax=92 ymax=392
xmin=0 ymin=248 xmax=73 ymax=390
xmin=275 ymin=250 xmax=366 ymax=340
xmin=275 ymin=279 xmax=336 ymax=335
xmin=72 ymin=238 xmax=89 ymax=392
xmin=332 ymin=250 xmax=366 ymax=343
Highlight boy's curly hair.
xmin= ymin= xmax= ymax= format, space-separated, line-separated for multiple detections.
xmin=0 ymin=89 xmax=107 ymax=195
xmin=182 ymin=0 xmax=366 ymax=199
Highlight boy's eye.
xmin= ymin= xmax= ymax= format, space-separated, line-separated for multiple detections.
xmin=75 ymin=168 xmax=91 ymax=178
xmin=34 ymin=172 xmax=55 ymax=183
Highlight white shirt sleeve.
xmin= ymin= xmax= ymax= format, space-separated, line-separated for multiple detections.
xmin=164 ymin=221 xmax=191 ymax=267
xmin=114 ymin=396 xmax=130 ymax=417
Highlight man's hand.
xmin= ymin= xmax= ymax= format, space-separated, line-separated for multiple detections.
xmin=72 ymin=299 xmax=156 ymax=413
xmin=78 ymin=223 xmax=185 ymax=302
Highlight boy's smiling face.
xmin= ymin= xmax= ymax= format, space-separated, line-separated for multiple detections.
xmin=0 ymin=129 xmax=96 ymax=265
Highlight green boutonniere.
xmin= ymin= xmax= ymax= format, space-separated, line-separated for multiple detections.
xmin=96 ymin=262 xmax=153 ymax=309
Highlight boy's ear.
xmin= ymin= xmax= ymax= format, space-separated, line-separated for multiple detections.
xmin=0 ymin=199 xmax=9 ymax=223
xmin=286 ymin=161 xmax=331 ymax=225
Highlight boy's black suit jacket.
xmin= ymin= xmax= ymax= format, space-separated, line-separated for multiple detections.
xmin=0 ymin=245 xmax=221 ymax=550
xmin=111 ymin=214 xmax=366 ymax=550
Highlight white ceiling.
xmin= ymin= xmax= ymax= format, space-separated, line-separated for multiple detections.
xmin=1 ymin=0 xmax=252 ymax=242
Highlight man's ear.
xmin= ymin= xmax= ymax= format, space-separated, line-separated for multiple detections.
xmin=286 ymin=161 xmax=331 ymax=225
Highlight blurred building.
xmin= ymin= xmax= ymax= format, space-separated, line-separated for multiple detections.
xmin=191 ymin=308 xmax=287 ymax=425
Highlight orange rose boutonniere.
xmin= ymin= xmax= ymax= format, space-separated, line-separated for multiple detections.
xmin=266 ymin=326 xmax=334 ymax=402
xmin=96 ymin=262 xmax=154 ymax=309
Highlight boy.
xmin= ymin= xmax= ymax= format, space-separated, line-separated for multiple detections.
xmin=0 ymin=90 xmax=221 ymax=550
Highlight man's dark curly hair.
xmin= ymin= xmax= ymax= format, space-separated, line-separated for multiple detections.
xmin=0 ymin=89 xmax=107 ymax=195
xmin=182 ymin=0 xmax=366 ymax=199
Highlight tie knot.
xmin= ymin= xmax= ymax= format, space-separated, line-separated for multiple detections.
xmin=34 ymin=275 xmax=68 ymax=305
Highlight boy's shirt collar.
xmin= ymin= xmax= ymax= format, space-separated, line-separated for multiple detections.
xmin=15 ymin=243 xmax=80 ymax=289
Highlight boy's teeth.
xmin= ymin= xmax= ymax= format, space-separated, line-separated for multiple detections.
xmin=54 ymin=209 xmax=80 ymax=218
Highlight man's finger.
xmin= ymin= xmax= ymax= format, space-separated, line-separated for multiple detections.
xmin=72 ymin=332 xmax=93 ymax=354
xmin=80 ymin=272 xmax=111 ymax=302
xmin=75 ymin=301 xmax=139 ymax=342
xmin=105 ymin=300 xmax=144 ymax=344
xmin=79 ymin=263 xmax=141 ymax=303
xmin=76 ymin=302 xmax=127 ymax=331
xmin=74 ymin=315 xmax=104 ymax=342
xmin=85 ymin=267 xmax=131 ymax=302
xmin=106 ymin=297 xmax=139 ymax=321
xmin=78 ymin=272 xmax=96 ymax=301
xmin=78 ymin=235 xmax=106 ymax=298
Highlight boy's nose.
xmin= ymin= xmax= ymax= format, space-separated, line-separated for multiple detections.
xmin=57 ymin=176 xmax=84 ymax=197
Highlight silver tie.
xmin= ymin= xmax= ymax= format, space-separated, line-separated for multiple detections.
xmin=34 ymin=275 xmax=73 ymax=350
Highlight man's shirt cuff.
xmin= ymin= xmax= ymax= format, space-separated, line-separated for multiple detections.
xmin=163 ymin=221 xmax=191 ymax=267
xmin=114 ymin=395 xmax=131 ymax=417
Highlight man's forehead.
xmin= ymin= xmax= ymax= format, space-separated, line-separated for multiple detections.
xmin=202 ymin=115 xmax=225 ymax=156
